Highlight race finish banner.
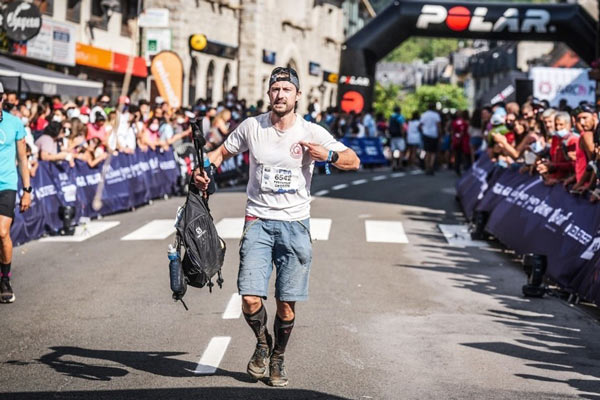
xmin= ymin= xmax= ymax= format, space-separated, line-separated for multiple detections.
xmin=10 ymin=149 xmax=179 ymax=246
xmin=457 ymin=161 xmax=600 ymax=305
xmin=338 ymin=0 xmax=597 ymax=113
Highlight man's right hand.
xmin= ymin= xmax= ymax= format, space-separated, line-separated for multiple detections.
xmin=193 ymin=168 xmax=210 ymax=191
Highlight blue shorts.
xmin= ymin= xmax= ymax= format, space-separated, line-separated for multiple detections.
xmin=238 ymin=218 xmax=312 ymax=302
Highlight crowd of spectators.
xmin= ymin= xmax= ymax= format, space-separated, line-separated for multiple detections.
xmin=2 ymin=87 xmax=266 ymax=178
xmin=478 ymin=98 xmax=600 ymax=201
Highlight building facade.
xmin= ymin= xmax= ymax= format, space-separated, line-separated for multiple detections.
xmin=145 ymin=0 xmax=350 ymax=111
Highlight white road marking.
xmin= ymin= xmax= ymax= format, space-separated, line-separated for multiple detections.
xmin=372 ymin=175 xmax=387 ymax=181
xmin=215 ymin=218 xmax=245 ymax=239
xmin=314 ymin=190 xmax=330 ymax=197
xmin=410 ymin=170 xmax=424 ymax=175
xmin=310 ymin=218 xmax=332 ymax=240
xmin=352 ymin=179 xmax=368 ymax=185
xmin=222 ymin=293 xmax=242 ymax=319
xmin=365 ymin=220 xmax=409 ymax=243
xmin=40 ymin=221 xmax=120 ymax=242
xmin=438 ymin=224 xmax=489 ymax=248
xmin=391 ymin=172 xmax=406 ymax=178
xmin=194 ymin=336 xmax=231 ymax=375
xmin=332 ymin=183 xmax=349 ymax=190
xmin=121 ymin=220 xmax=175 ymax=241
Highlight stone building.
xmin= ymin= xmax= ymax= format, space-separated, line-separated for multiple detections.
xmin=144 ymin=0 xmax=351 ymax=111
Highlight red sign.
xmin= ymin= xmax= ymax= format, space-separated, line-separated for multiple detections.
xmin=341 ymin=90 xmax=364 ymax=114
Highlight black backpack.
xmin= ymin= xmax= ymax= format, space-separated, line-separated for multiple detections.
xmin=169 ymin=120 xmax=225 ymax=309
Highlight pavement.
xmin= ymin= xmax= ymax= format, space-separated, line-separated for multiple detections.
xmin=1 ymin=167 xmax=600 ymax=399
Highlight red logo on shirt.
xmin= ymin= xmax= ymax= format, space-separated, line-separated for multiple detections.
xmin=290 ymin=143 xmax=303 ymax=159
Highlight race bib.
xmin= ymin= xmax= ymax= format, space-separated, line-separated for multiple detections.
xmin=260 ymin=165 xmax=300 ymax=193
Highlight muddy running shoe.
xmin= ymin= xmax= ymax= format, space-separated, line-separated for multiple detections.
xmin=0 ymin=278 xmax=15 ymax=303
xmin=247 ymin=333 xmax=272 ymax=379
xmin=268 ymin=354 xmax=288 ymax=387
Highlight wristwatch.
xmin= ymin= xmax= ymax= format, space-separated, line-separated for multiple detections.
xmin=330 ymin=151 xmax=339 ymax=164
xmin=23 ymin=186 xmax=33 ymax=193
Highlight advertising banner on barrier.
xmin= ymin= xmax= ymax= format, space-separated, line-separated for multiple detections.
xmin=458 ymin=162 xmax=600 ymax=304
xmin=340 ymin=137 xmax=387 ymax=165
xmin=456 ymin=153 xmax=495 ymax=219
xmin=10 ymin=149 xmax=179 ymax=246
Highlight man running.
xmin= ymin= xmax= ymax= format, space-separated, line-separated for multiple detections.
xmin=194 ymin=67 xmax=360 ymax=386
xmin=0 ymin=83 xmax=32 ymax=303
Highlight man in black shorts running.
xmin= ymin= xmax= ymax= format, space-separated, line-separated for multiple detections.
xmin=194 ymin=67 xmax=360 ymax=386
xmin=0 ymin=83 xmax=32 ymax=303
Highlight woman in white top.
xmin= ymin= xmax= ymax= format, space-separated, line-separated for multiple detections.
xmin=406 ymin=112 xmax=421 ymax=167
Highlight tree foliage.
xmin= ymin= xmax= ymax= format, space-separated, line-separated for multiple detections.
xmin=400 ymin=84 xmax=469 ymax=118
xmin=384 ymin=37 xmax=459 ymax=63
xmin=373 ymin=83 xmax=468 ymax=119
xmin=373 ymin=82 xmax=401 ymax=118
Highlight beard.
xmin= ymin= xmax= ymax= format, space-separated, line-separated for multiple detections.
xmin=271 ymin=101 xmax=295 ymax=117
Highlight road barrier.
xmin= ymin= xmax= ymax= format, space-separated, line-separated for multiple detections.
xmin=11 ymin=149 xmax=179 ymax=246
xmin=457 ymin=154 xmax=600 ymax=304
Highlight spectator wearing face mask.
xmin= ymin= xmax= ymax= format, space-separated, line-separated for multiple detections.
xmin=90 ymin=94 xmax=110 ymax=124
xmin=34 ymin=121 xmax=74 ymax=166
xmin=536 ymin=111 xmax=577 ymax=185
xmin=142 ymin=116 xmax=161 ymax=151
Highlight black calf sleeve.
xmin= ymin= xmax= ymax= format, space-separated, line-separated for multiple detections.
xmin=243 ymin=305 xmax=269 ymax=345
xmin=0 ymin=263 xmax=10 ymax=278
xmin=273 ymin=315 xmax=295 ymax=356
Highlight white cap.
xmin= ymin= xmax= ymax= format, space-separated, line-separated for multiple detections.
xmin=155 ymin=96 xmax=164 ymax=105
xmin=0 ymin=81 xmax=4 ymax=93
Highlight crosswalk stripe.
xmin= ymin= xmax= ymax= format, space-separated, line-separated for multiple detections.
xmin=332 ymin=183 xmax=349 ymax=190
xmin=222 ymin=293 xmax=242 ymax=319
xmin=314 ymin=189 xmax=329 ymax=197
xmin=391 ymin=172 xmax=406 ymax=178
xmin=372 ymin=175 xmax=387 ymax=181
xmin=310 ymin=218 xmax=332 ymax=241
xmin=410 ymin=170 xmax=424 ymax=175
xmin=121 ymin=219 xmax=175 ymax=241
xmin=215 ymin=218 xmax=245 ymax=239
xmin=40 ymin=221 xmax=120 ymax=242
xmin=352 ymin=179 xmax=368 ymax=185
xmin=194 ymin=336 xmax=231 ymax=375
xmin=365 ymin=220 xmax=409 ymax=243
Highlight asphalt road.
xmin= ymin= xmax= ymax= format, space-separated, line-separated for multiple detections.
xmin=1 ymin=167 xmax=600 ymax=399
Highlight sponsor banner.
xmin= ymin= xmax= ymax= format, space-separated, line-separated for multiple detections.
xmin=10 ymin=149 xmax=179 ymax=246
xmin=455 ymin=153 xmax=495 ymax=219
xmin=459 ymin=163 xmax=600 ymax=304
xmin=150 ymin=51 xmax=183 ymax=109
xmin=340 ymin=137 xmax=387 ymax=165
xmin=530 ymin=67 xmax=595 ymax=107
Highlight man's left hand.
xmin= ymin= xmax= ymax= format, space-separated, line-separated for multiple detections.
xmin=299 ymin=141 xmax=329 ymax=162
xmin=20 ymin=192 xmax=31 ymax=212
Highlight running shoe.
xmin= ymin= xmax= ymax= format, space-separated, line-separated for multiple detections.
xmin=247 ymin=332 xmax=272 ymax=379
xmin=268 ymin=354 xmax=288 ymax=387
xmin=0 ymin=278 xmax=15 ymax=303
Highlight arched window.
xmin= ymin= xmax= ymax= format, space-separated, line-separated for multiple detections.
xmin=222 ymin=64 xmax=231 ymax=99
xmin=188 ymin=57 xmax=198 ymax=106
xmin=206 ymin=61 xmax=215 ymax=103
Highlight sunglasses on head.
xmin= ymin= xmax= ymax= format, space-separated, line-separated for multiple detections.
xmin=575 ymin=104 xmax=596 ymax=115
xmin=271 ymin=67 xmax=298 ymax=78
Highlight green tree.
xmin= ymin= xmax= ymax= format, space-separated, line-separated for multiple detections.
xmin=399 ymin=84 xmax=468 ymax=118
xmin=384 ymin=37 xmax=459 ymax=63
xmin=373 ymin=82 xmax=401 ymax=118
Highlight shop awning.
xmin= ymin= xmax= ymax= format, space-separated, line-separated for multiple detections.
xmin=0 ymin=55 xmax=103 ymax=97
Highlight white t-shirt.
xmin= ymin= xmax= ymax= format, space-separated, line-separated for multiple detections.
xmin=224 ymin=112 xmax=348 ymax=221
xmin=407 ymin=120 xmax=421 ymax=145
xmin=420 ymin=110 xmax=441 ymax=138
